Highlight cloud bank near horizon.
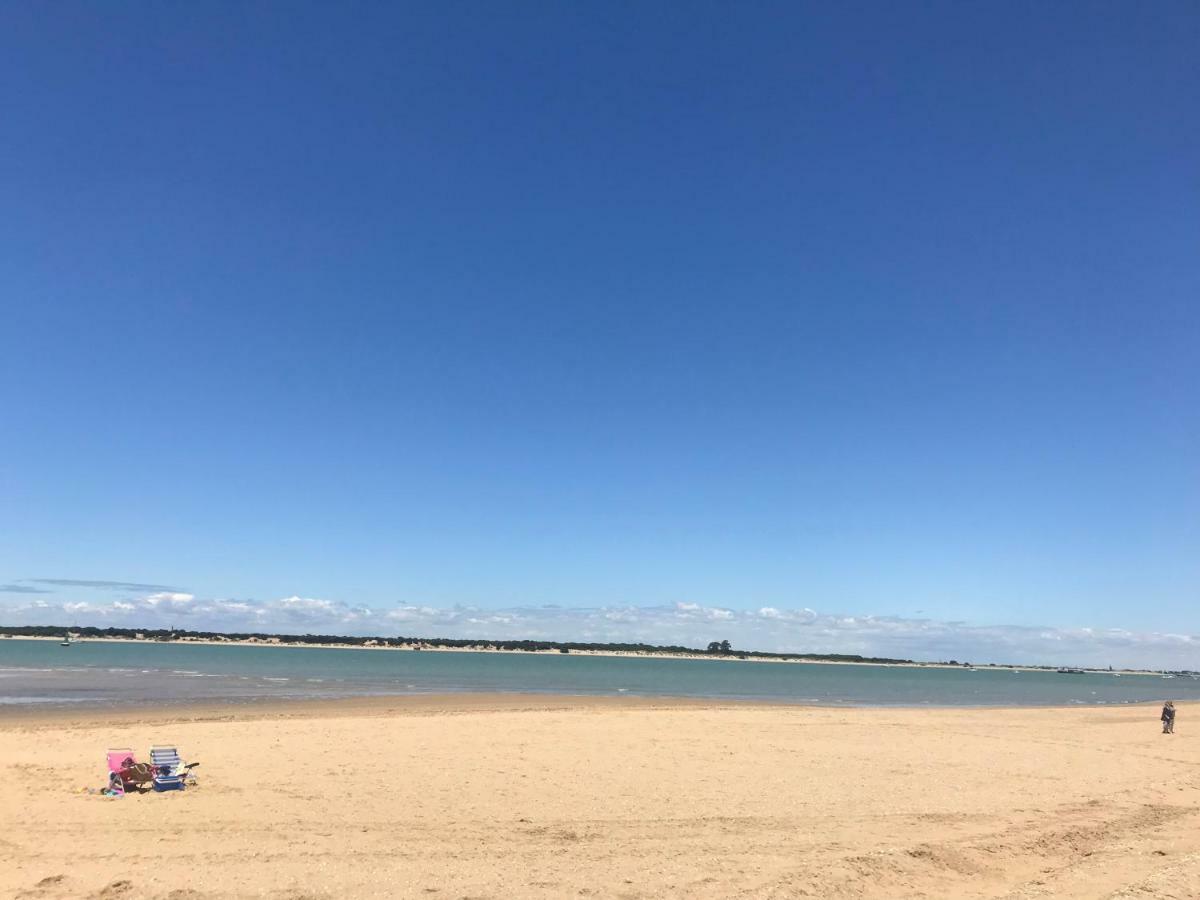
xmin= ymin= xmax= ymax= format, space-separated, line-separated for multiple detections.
xmin=2 ymin=589 xmax=1197 ymax=670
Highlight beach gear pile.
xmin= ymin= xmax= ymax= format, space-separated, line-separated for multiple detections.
xmin=101 ymin=746 xmax=198 ymax=796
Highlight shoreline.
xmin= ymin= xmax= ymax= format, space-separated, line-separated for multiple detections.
xmin=0 ymin=633 xmax=1167 ymax=676
xmin=0 ymin=690 xmax=1175 ymax=728
xmin=0 ymin=692 xmax=789 ymax=727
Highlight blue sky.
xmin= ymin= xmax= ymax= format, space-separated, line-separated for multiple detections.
xmin=1 ymin=2 xmax=1197 ymax=665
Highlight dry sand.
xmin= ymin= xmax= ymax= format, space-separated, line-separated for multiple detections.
xmin=2 ymin=695 xmax=1198 ymax=900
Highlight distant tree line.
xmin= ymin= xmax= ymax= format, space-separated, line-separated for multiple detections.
xmin=0 ymin=624 xmax=915 ymax=665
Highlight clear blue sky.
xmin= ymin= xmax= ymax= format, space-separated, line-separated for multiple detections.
xmin=1 ymin=2 xmax=1197 ymax=658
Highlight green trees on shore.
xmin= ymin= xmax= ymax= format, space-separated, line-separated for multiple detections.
xmin=0 ymin=624 xmax=912 ymax=665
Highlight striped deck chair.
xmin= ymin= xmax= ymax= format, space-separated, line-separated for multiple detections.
xmin=149 ymin=745 xmax=190 ymax=791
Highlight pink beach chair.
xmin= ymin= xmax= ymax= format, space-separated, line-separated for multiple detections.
xmin=106 ymin=748 xmax=154 ymax=795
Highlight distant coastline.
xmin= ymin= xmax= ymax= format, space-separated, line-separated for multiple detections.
xmin=0 ymin=624 xmax=1187 ymax=676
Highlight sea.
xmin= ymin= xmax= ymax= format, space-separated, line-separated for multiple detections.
xmin=0 ymin=638 xmax=1196 ymax=709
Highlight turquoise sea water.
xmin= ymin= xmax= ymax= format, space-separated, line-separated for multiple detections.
xmin=0 ymin=638 xmax=1195 ymax=708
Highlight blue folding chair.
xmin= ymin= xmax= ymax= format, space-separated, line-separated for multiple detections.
xmin=149 ymin=745 xmax=194 ymax=791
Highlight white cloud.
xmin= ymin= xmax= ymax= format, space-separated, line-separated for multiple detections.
xmin=273 ymin=596 xmax=336 ymax=612
xmin=144 ymin=592 xmax=197 ymax=610
xmin=384 ymin=605 xmax=444 ymax=622
xmin=3 ymin=590 xmax=1199 ymax=670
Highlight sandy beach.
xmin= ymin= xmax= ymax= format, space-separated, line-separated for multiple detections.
xmin=3 ymin=697 xmax=1198 ymax=900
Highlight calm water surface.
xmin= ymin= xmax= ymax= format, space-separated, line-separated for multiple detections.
xmin=0 ymin=639 xmax=1195 ymax=708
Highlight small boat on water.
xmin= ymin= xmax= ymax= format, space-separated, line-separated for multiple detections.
xmin=60 ymin=635 xmax=72 ymax=647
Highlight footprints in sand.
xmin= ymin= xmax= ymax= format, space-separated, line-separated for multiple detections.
xmin=18 ymin=877 xmax=211 ymax=900
xmin=15 ymin=874 xmax=129 ymax=900
xmin=94 ymin=880 xmax=134 ymax=899
xmin=15 ymin=874 xmax=67 ymax=898
xmin=18 ymin=877 xmax=335 ymax=900
xmin=7 ymin=763 xmax=61 ymax=785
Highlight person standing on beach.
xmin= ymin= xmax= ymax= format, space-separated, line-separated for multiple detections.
xmin=1161 ymin=701 xmax=1175 ymax=734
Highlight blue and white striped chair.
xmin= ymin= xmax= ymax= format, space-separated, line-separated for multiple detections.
xmin=149 ymin=746 xmax=190 ymax=791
